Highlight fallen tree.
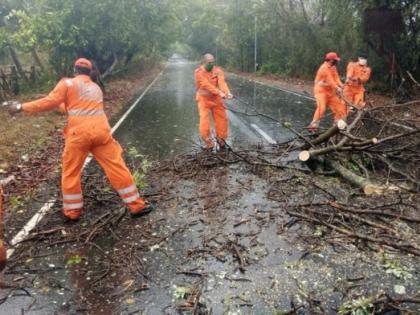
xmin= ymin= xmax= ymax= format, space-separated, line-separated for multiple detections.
xmin=229 ymin=96 xmax=420 ymax=194
xmin=296 ymin=100 xmax=420 ymax=194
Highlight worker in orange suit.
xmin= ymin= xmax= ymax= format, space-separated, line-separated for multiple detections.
xmin=308 ymin=52 xmax=346 ymax=132
xmin=344 ymin=52 xmax=371 ymax=110
xmin=5 ymin=58 xmax=153 ymax=220
xmin=194 ymin=53 xmax=233 ymax=151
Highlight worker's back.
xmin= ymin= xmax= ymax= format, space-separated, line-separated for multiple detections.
xmin=64 ymin=74 xmax=110 ymax=134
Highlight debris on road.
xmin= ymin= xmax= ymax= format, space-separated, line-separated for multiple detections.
xmin=2 ymin=132 xmax=418 ymax=313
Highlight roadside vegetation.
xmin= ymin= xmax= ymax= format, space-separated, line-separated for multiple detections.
xmin=0 ymin=1 xmax=419 ymax=314
xmin=182 ymin=0 xmax=419 ymax=95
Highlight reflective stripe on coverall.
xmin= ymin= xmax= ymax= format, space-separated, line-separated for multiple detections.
xmin=194 ymin=66 xmax=231 ymax=148
xmin=343 ymin=62 xmax=371 ymax=110
xmin=22 ymin=75 xmax=146 ymax=219
xmin=312 ymin=62 xmax=346 ymax=122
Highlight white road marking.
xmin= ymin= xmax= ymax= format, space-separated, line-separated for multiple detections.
xmin=251 ymin=123 xmax=277 ymax=144
xmin=230 ymin=73 xmax=417 ymax=134
xmin=254 ymin=80 xmax=314 ymax=101
xmin=7 ymin=200 xmax=55 ymax=258
xmin=390 ymin=122 xmax=415 ymax=131
xmin=228 ymin=72 xmax=315 ymax=101
xmin=111 ymin=66 xmax=166 ymax=133
xmin=6 ymin=66 xmax=167 ymax=259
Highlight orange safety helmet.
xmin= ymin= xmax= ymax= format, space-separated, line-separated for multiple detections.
xmin=74 ymin=58 xmax=93 ymax=70
xmin=325 ymin=52 xmax=340 ymax=61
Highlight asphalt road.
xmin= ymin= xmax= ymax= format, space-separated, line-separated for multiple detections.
xmin=115 ymin=58 xmax=315 ymax=159
xmin=0 ymin=58 xmax=318 ymax=314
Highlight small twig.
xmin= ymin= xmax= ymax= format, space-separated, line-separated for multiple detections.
xmin=231 ymin=243 xmax=247 ymax=272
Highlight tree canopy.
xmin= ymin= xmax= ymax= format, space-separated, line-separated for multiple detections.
xmin=182 ymin=0 xmax=419 ymax=91
xmin=0 ymin=0 xmax=418 ymax=90
xmin=0 ymin=0 xmax=181 ymax=75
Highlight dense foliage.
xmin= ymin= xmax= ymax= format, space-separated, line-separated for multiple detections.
xmin=182 ymin=0 xmax=419 ymax=91
xmin=0 ymin=0 xmax=181 ymax=75
xmin=0 ymin=0 xmax=418 ymax=90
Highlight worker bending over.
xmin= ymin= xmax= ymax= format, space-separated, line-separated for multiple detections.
xmin=308 ymin=52 xmax=346 ymax=132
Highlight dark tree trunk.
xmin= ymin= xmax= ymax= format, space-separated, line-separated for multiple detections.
xmin=9 ymin=47 xmax=28 ymax=81
xmin=31 ymin=48 xmax=44 ymax=72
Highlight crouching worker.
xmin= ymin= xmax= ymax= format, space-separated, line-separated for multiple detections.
xmin=5 ymin=58 xmax=153 ymax=220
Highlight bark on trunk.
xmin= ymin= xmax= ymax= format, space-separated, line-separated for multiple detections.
xmin=101 ymin=53 xmax=118 ymax=80
xmin=309 ymin=119 xmax=347 ymax=148
xmin=327 ymin=159 xmax=398 ymax=195
xmin=31 ymin=48 xmax=44 ymax=72
xmin=9 ymin=47 xmax=28 ymax=81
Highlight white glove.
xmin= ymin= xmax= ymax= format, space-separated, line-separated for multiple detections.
xmin=2 ymin=101 xmax=22 ymax=114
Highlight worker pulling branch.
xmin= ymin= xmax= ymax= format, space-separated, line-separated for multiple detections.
xmin=194 ymin=53 xmax=234 ymax=151
xmin=3 ymin=58 xmax=153 ymax=221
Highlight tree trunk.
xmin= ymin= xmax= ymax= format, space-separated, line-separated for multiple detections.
xmin=101 ymin=52 xmax=118 ymax=80
xmin=305 ymin=119 xmax=347 ymax=149
xmin=9 ymin=47 xmax=28 ymax=81
xmin=31 ymin=48 xmax=44 ymax=72
xmin=327 ymin=159 xmax=397 ymax=195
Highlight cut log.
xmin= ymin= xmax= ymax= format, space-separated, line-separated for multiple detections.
xmin=302 ymin=119 xmax=347 ymax=151
xmin=299 ymin=151 xmax=311 ymax=162
xmin=299 ymin=111 xmax=374 ymax=161
xmin=327 ymin=160 xmax=398 ymax=195
xmin=336 ymin=119 xmax=347 ymax=130
xmin=299 ymin=145 xmax=341 ymax=161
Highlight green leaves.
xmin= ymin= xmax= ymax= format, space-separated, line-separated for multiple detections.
xmin=1 ymin=0 xmax=182 ymax=74
xmin=183 ymin=0 xmax=419 ymax=85
xmin=128 ymin=147 xmax=152 ymax=190
xmin=381 ymin=254 xmax=414 ymax=280
xmin=66 ymin=254 xmax=83 ymax=266
xmin=338 ymin=297 xmax=374 ymax=315
xmin=173 ymin=285 xmax=192 ymax=300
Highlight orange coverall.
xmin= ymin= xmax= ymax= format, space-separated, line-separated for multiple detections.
xmin=312 ymin=62 xmax=346 ymax=122
xmin=22 ymin=75 xmax=146 ymax=219
xmin=344 ymin=62 xmax=371 ymax=109
xmin=194 ymin=65 xmax=231 ymax=148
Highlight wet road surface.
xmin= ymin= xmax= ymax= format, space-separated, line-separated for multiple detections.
xmin=0 ymin=60 xmax=336 ymax=314
xmin=115 ymin=59 xmax=316 ymax=159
